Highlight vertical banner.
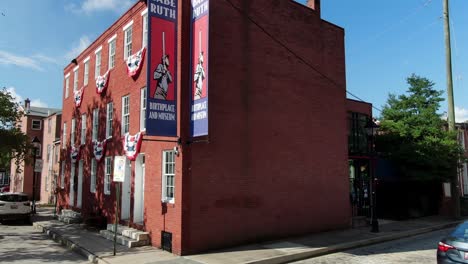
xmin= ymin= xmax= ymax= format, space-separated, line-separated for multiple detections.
xmin=146 ymin=0 xmax=178 ymax=136
xmin=190 ymin=0 xmax=209 ymax=137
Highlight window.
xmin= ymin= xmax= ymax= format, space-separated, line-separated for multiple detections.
xmin=106 ymin=102 xmax=113 ymax=138
xmin=81 ymin=114 xmax=87 ymax=144
xmin=90 ymin=158 xmax=97 ymax=193
xmin=142 ymin=9 xmax=148 ymax=48
xmin=47 ymin=144 xmax=51 ymax=162
xmin=84 ymin=57 xmax=90 ymax=86
xmin=104 ymin=157 xmax=112 ymax=195
xmin=92 ymin=108 xmax=99 ymax=141
xmin=162 ymin=150 xmax=176 ymax=203
xmin=122 ymin=96 xmax=130 ymax=135
xmin=140 ymin=87 xmax=146 ymax=131
xmin=48 ymin=118 xmax=51 ymax=134
xmin=71 ymin=118 xmax=76 ymax=145
xmin=123 ymin=21 xmax=133 ymax=60
xmin=95 ymin=46 xmax=102 ymax=78
xmin=60 ymin=161 xmax=65 ymax=188
xmin=32 ymin=120 xmax=42 ymax=130
xmin=65 ymin=73 xmax=70 ymax=98
xmin=73 ymin=66 xmax=79 ymax=92
xmin=108 ymin=35 xmax=116 ymax=69
xmin=55 ymin=145 xmax=59 ymax=163
xmin=62 ymin=122 xmax=67 ymax=149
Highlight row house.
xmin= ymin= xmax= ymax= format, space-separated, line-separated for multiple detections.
xmin=59 ymin=0 xmax=353 ymax=255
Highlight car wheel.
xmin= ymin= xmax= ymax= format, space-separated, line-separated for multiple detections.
xmin=24 ymin=215 xmax=32 ymax=225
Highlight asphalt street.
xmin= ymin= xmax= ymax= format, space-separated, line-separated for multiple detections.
xmin=0 ymin=219 xmax=87 ymax=264
xmin=292 ymin=228 xmax=453 ymax=264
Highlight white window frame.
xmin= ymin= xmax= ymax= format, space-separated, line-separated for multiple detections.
xmin=81 ymin=114 xmax=87 ymax=145
xmin=140 ymin=87 xmax=146 ymax=131
xmin=104 ymin=157 xmax=112 ymax=195
xmin=141 ymin=9 xmax=148 ymax=48
xmin=62 ymin=122 xmax=67 ymax=149
xmin=108 ymin=34 xmax=117 ymax=69
xmin=32 ymin=119 xmax=42 ymax=130
xmin=60 ymin=161 xmax=65 ymax=188
xmin=162 ymin=150 xmax=176 ymax=203
xmin=95 ymin=46 xmax=102 ymax=78
xmin=122 ymin=95 xmax=130 ymax=135
xmin=90 ymin=158 xmax=97 ymax=193
xmin=71 ymin=118 xmax=76 ymax=145
xmin=84 ymin=56 xmax=90 ymax=86
xmin=123 ymin=21 xmax=133 ymax=60
xmin=92 ymin=108 xmax=99 ymax=141
xmin=73 ymin=66 xmax=79 ymax=92
xmin=65 ymin=73 xmax=70 ymax=98
xmin=106 ymin=102 xmax=113 ymax=138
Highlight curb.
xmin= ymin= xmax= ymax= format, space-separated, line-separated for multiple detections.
xmin=33 ymin=222 xmax=110 ymax=264
xmin=245 ymin=221 xmax=461 ymax=264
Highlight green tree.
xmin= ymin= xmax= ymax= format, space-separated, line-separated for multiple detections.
xmin=0 ymin=88 xmax=31 ymax=171
xmin=377 ymin=74 xmax=464 ymax=181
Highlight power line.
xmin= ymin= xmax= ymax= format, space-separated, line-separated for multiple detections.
xmin=223 ymin=0 xmax=381 ymax=113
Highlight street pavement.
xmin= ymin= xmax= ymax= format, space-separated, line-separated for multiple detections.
xmin=291 ymin=227 xmax=452 ymax=264
xmin=0 ymin=217 xmax=87 ymax=264
xmin=30 ymin=207 xmax=465 ymax=264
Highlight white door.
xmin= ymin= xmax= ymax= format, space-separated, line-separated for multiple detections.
xmin=77 ymin=160 xmax=83 ymax=208
xmin=69 ymin=165 xmax=75 ymax=206
xmin=121 ymin=160 xmax=131 ymax=220
xmin=133 ymin=154 xmax=145 ymax=223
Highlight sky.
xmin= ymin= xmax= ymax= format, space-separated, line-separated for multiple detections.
xmin=0 ymin=0 xmax=467 ymax=121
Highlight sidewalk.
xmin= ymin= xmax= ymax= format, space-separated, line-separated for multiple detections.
xmin=32 ymin=208 xmax=463 ymax=264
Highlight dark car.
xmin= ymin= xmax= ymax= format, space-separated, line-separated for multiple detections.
xmin=437 ymin=221 xmax=468 ymax=263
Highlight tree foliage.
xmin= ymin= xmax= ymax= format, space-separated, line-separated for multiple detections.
xmin=377 ymin=74 xmax=464 ymax=181
xmin=0 ymin=88 xmax=31 ymax=171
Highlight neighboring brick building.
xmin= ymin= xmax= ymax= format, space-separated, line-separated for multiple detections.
xmin=39 ymin=111 xmax=62 ymax=204
xmin=58 ymin=0 xmax=354 ymax=255
xmin=10 ymin=100 xmax=61 ymax=201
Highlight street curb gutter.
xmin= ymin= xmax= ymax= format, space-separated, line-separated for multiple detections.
xmin=33 ymin=222 xmax=110 ymax=264
xmin=245 ymin=221 xmax=462 ymax=264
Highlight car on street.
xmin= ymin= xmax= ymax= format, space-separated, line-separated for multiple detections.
xmin=0 ymin=185 xmax=10 ymax=193
xmin=0 ymin=192 xmax=31 ymax=223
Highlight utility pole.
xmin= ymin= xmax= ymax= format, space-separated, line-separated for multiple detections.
xmin=443 ymin=0 xmax=460 ymax=218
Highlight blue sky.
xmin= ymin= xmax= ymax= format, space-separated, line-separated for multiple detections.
xmin=0 ymin=0 xmax=467 ymax=121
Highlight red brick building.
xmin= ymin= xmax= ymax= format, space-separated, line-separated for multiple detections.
xmin=58 ymin=0 xmax=353 ymax=255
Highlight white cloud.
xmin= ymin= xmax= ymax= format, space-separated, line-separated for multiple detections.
xmin=67 ymin=0 xmax=133 ymax=14
xmin=5 ymin=87 xmax=48 ymax=108
xmin=32 ymin=54 xmax=60 ymax=65
xmin=456 ymin=106 xmax=468 ymax=123
xmin=64 ymin=36 xmax=91 ymax=61
xmin=0 ymin=50 xmax=44 ymax=71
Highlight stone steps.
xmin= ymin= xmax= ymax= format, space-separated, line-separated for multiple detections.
xmin=58 ymin=209 xmax=82 ymax=224
xmin=99 ymin=224 xmax=150 ymax=248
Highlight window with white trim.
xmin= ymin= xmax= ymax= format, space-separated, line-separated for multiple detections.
xmin=62 ymin=122 xmax=67 ymax=149
xmin=47 ymin=144 xmax=51 ymax=162
xmin=142 ymin=10 xmax=148 ymax=48
xmin=162 ymin=150 xmax=176 ymax=203
xmin=73 ymin=67 xmax=79 ymax=92
xmin=95 ymin=49 xmax=102 ymax=78
xmin=90 ymin=158 xmax=97 ymax=193
xmin=122 ymin=95 xmax=130 ymax=135
xmin=71 ymin=118 xmax=76 ymax=145
xmin=32 ymin=120 xmax=42 ymax=130
xmin=65 ymin=74 xmax=70 ymax=98
xmin=81 ymin=114 xmax=87 ymax=145
xmin=124 ymin=24 xmax=133 ymax=60
xmin=60 ymin=161 xmax=65 ymax=188
xmin=140 ymin=87 xmax=146 ymax=131
xmin=92 ymin=108 xmax=99 ymax=141
xmin=108 ymin=37 xmax=116 ymax=69
xmin=84 ymin=59 xmax=90 ymax=86
xmin=104 ymin=157 xmax=112 ymax=195
xmin=106 ymin=102 xmax=113 ymax=138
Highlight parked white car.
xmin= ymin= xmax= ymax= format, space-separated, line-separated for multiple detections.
xmin=0 ymin=192 xmax=31 ymax=223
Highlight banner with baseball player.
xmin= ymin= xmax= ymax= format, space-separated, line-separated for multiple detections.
xmin=146 ymin=0 xmax=178 ymax=136
xmin=190 ymin=0 xmax=209 ymax=137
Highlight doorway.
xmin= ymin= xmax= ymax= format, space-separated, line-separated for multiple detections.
xmin=121 ymin=160 xmax=131 ymax=220
xmin=349 ymin=159 xmax=370 ymax=218
xmin=77 ymin=160 xmax=83 ymax=208
xmin=133 ymin=154 xmax=145 ymax=224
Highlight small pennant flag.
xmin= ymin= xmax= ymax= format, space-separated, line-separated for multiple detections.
xmin=126 ymin=47 xmax=146 ymax=77
xmin=92 ymin=138 xmax=108 ymax=162
xmin=96 ymin=70 xmax=110 ymax=94
xmin=123 ymin=132 xmax=143 ymax=161
xmin=70 ymin=145 xmax=81 ymax=163
xmin=74 ymin=87 xmax=85 ymax=107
